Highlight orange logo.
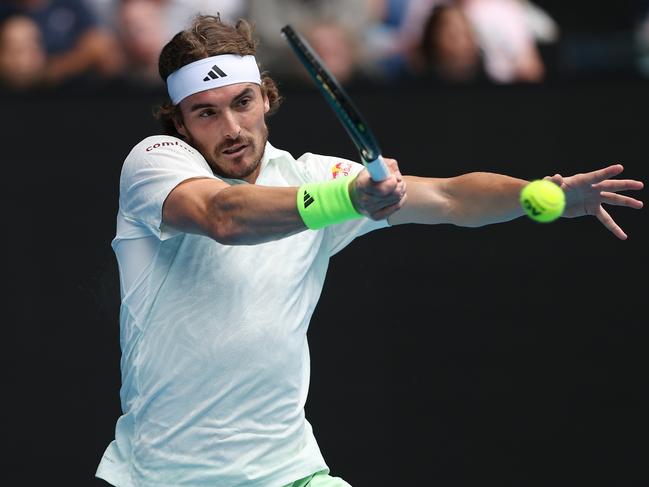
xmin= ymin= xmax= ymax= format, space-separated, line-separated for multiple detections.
xmin=331 ymin=161 xmax=352 ymax=179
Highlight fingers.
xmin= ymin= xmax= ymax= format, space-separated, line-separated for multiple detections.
xmin=359 ymin=176 xmax=399 ymax=197
xmin=543 ymin=173 xmax=564 ymax=186
xmin=355 ymin=158 xmax=401 ymax=194
xmin=370 ymin=194 xmax=408 ymax=221
xmin=362 ymin=177 xmax=405 ymax=215
xmin=596 ymin=206 xmax=627 ymax=240
xmin=580 ymin=163 xmax=625 ymax=184
xmin=593 ymin=178 xmax=644 ymax=192
xmin=600 ymin=191 xmax=644 ymax=209
xmin=383 ymin=157 xmax=403 ymax=182
xmin=352 ymin=159 xmax=407 ymax=219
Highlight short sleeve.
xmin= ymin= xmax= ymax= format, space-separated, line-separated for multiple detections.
xmin=118 ymin=136 xmax=218 ymax=241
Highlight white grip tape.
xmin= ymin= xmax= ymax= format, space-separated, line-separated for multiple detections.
xmin=365 ymin=156 xmax=390 ymax=182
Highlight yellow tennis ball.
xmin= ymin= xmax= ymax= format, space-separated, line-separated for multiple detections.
xmin=520 ymin=179 xmax=565 ymax=223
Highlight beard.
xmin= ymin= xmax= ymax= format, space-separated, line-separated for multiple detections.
xmin=187 ymin=124 xmax=269 ymax=182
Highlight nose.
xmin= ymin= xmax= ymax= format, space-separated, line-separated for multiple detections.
xmin=222 ymin=110 xmax=242 ymax=140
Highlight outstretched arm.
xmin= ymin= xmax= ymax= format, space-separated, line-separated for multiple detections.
xmin=388 ymin=161 xmax=643 ymax=239
xmin=388 ymin=171 xmax=529 ymax=227
xmin=162 ymin=159 xmax=406 ymax=245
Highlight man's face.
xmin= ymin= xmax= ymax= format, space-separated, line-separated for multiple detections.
xmin=176 ymin=83 xmax=270 ymax=183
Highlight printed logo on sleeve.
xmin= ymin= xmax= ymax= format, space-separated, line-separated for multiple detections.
xmin=145 ymin=139 xmax=195 ymax=154
xmin=331 ymin=161 xmax=352 ymax=179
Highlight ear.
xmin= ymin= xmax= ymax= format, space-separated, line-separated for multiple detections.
xmin=173 ymin=113 xmax=187 ymax=139
xmin=262 ymin=92 xmax=270 ymax=114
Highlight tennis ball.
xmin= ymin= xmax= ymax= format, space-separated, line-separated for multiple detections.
xmin=520 ymin=179 xmax=565 ymax=223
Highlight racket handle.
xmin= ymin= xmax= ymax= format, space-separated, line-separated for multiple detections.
xmin=365 ymin=155 xmax=391 ymax=182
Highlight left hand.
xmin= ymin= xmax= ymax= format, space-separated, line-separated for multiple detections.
xmin=350 ymin=157 xmax=407 ymax=221
xmin=544 ymin=164 xmax=643 ymax=240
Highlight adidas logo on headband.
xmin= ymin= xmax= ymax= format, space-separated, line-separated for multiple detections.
xmin=167 ymin=54 xmax=261 ymax=105
xmin=203 ymin=65 xmax=228 ymax=82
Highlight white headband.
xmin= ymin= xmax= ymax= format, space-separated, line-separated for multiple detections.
xmin=167 ymin=54 xmax=261 ymax=105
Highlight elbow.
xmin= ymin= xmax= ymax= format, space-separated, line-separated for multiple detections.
xmin=449 ymin=209 xmax=505 ymax=228
xmin=450 ymin=216 xmax=484 ymax=228
xmin=446 ymin=205 xmax=487 ymax=228
xmin=438 ymin=197 xmax=480 ymax=227
xmin=449 ymin=206 xmax=495 ymax=227
xmin=207 ymin=222 xmax=241 ymax=245
xmin=207 ymin=213 xmax=252 ymax=245
xmin=454 ymin=220 xmax=482 ymax=228
xmin=204 ymin=192 xmax=245 ymax=245
xmin=205 ymin=188 xmax=270 ymax=246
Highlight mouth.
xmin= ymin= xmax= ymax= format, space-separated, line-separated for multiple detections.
xmin=222 ymin=144 xmax=248 ymax=157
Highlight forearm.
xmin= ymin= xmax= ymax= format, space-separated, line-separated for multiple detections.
xmin=389 ymin=173 xmax=528 ymax=227
xmin=171 ymin=176 xmax=369 ymax=245
xmin=206 ymin=184 xmax=306 ymax=245
xmin=443 ymin=172 xmax=528 ymax=226
xmin=163 ymin=178 xmax=307 ymax=245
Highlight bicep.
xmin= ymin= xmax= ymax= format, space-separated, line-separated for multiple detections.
xmin=162 ymin=177 xmax=230 ymax=237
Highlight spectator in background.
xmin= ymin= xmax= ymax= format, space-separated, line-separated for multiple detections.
xmin=164 ymin=0 xmax=247 ymax=39
xmin=0 ymin=0 xmax=123 ymax=87
xmin=247 ymin=0 xmax=382 ymax=85
xmin=365 ymin=0 xmax=412 ymax=69
xmin=461 ymin=0 xmax=545 ymax=83
xmin=299 ymin=19 xmax=373 ymax=86
xmin=116 ymin=0 xmax=166 ymax=85
xmin=395 ymin=0 xmax=554 ymax=84
xmin=409 ymin=4 xmax=485 ymax=83
xmin=84 ymin=0 xmax=118 ymax=28
xmin=112 ymin=0 xmax=247 ymax=86
xmin=0 ymin=15 xmax=47 ymax=90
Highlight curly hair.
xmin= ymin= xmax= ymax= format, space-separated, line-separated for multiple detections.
xmin=154 ymin=15 xmax=282 ymax=137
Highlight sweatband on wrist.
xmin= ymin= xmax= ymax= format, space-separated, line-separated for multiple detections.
xmin=167 ymin=55 xmax=262 ymax=105
xmin=297 ymin=177 xmax=362 ymax=229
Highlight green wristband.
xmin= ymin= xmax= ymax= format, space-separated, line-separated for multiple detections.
xmin=297 ymin=176 xmax=362 ymax=229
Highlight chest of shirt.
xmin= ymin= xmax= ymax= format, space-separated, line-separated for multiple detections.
xmin=169 ymin=229 xmax=328 ymax=296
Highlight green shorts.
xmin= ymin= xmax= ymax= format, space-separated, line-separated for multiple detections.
xmin=283 ymin=469 xmax=352 ymax=487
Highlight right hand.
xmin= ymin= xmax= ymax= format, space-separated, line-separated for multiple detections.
xmin=349 ymin=158 xmax=407 ymax=220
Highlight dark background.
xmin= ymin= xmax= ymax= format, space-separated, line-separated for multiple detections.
xmin=3 ymin=75 xmax=647 ymax=486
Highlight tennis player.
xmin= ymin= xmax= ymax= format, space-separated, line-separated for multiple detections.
xmin=96 ymin=15 xmax=643 ymax=487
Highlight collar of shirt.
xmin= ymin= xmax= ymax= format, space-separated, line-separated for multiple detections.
xmin=220 ymin=141 xmax=287 ymax=186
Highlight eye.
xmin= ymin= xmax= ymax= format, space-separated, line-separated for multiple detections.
xmin=237 ymin=97 xmax=252 ymax=108
xmin=199 ymin=109 xmax=215 ymax=118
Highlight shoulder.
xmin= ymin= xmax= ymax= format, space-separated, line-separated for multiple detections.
xmin=297 ymin=152 xmax=362 ymax=181
xmin=121 ymin=135 xmax=212 ymax=180
xmin=124 ymin=135 xmax=203 ymax=167
xmin=130 ymin=135 xmax=200 ymax=158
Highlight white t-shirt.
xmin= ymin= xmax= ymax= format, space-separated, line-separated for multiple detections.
xmin=96 ymin=136 xmax=389 ymax=487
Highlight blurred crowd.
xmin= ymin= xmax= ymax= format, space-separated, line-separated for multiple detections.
xmin=0 ymin=0 xmax=648 ymax=92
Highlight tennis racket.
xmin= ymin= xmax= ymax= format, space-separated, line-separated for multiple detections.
xmin=281 ymin=25 xmax=391 ymax=182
